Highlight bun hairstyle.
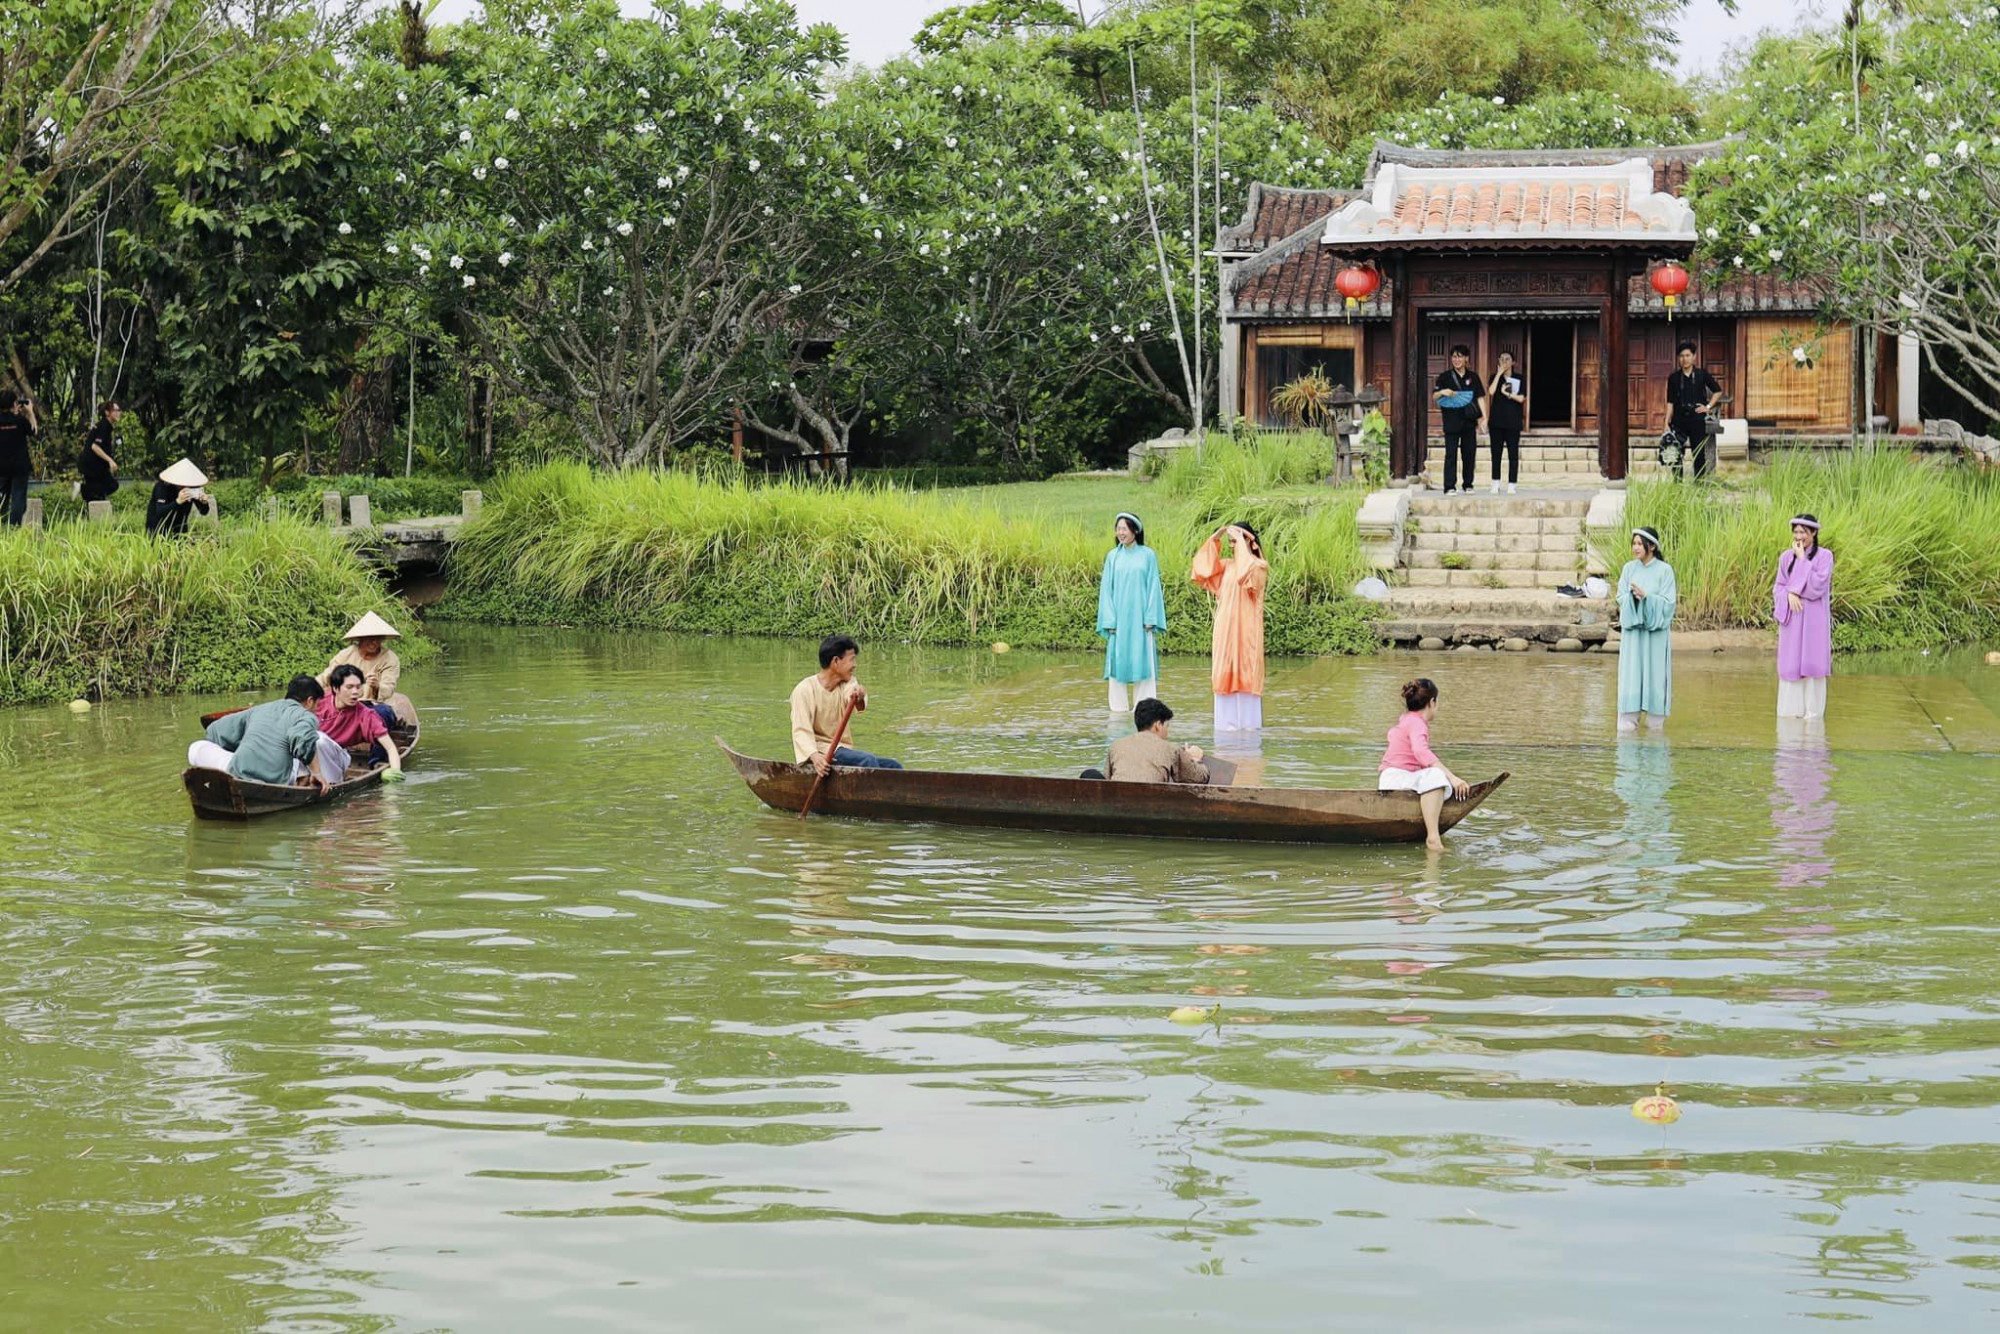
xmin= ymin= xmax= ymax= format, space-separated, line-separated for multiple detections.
xmin=1401 ymin=677 xmax=1438 ymax=712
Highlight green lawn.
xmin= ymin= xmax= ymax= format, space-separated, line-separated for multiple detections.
xmin=939 ymin=473 xmax=1343 ymax=539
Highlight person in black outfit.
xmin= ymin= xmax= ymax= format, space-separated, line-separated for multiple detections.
xmin=0 ymin=389 xmax=37 ymax=526
xmin=1432 ymin=344 xmax=1484 ymax=495
xmin=146 ymin=457 xmax=216 ymax=536
xmin=79 ymin=400 xmax=123 ymax=502
xmin=1487 ymin=349 xmax=1525 ymax=494
xmin=1666 ymin=343 xmax=1723 ymax=479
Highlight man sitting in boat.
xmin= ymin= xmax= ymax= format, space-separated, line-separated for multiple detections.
xmin=320 ymin=611 xmax=404 ymax=729
xmin=1104 ymin=699 xmax=1210 ymax=785
xmin=186 ymin=674 xmax=351 ymax=790
xmin=790 ymin=634 xmax=902 ymax=775
xmin=316 ymin=664 xmax=403 ymax=774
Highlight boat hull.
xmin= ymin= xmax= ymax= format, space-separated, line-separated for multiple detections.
xmin=718 ymin=741 xmax=1505 ymax=845
xmin=184 ymin=699 xmax=419 ymax=820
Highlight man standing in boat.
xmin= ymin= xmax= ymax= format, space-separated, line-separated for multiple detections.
xmin=790 ymin=635 xmax=902 ymax=775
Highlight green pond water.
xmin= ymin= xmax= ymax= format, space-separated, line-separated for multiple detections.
xmin=4 ymin=628 xmax=2000 ymax=1330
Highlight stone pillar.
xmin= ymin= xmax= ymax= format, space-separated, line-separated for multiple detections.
xmin=23 ymin=497 xmax=42 ymax=530
xmin=1217 ymin=262 xmax=1239 ymax=431
xmin=262 ymin=494 xmax=280 ymax=522
xmin=461 ymin=489 xmax=482 ymax=518
xmin=87 ymin=500 xmax=112 ymax=522
xmin=322 ymin=491 xmax=342 ymax=527
xmin=348 ymin=494 xmax=372 ymax=528
xmin=1897 ymin=330 xmax=1921 ymax=435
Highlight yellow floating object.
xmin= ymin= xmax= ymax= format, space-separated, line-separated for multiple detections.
xmin=1631 ymin=1080 xmax=1681 ymax=1125
xmin=68 ymin=699 xmax=91 ymax=712
xmin=991 ymin=642 xmax=1010 ymax=654
xmin=1168 ymin=1004 xmax=1221 ymax=1025
xmin=1986 ymin=650 xmax=2000 ymax=666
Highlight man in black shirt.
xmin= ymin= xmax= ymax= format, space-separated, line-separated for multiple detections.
xmin=1432 ymin=344 xmax=1485 ymax=495
xmin=0 ymin=389 xmax=38 ymax=526
xmin=79 ymin=401 xmax=122 ymax=502
xmin=1666 ymin=343 xmax=1723 ymax=479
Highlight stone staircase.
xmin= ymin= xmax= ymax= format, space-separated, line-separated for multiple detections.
xmin=1372 ymin=488 xmax=1623 ymax=652
xmin=1419 ymin=436 xmax=1667 ymax=490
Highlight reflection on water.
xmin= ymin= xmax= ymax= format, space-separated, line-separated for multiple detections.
xmin=2 ymin=630 xmax=2000 ymax=1330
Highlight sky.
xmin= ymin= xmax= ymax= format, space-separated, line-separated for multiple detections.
xmin=431 ymin=0 xmax=1827 ymax=77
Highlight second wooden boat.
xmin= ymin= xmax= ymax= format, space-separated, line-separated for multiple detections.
xmin=718 ymin=739 xmax=1505 ymax=845
xmin=184 ymin=696 xmax=420 ymax=820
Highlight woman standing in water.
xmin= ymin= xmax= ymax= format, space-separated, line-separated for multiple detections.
xmin=1617 ymin=526 xmax=1676 ymax=731
xmin=1772 ymin=513 xmax=1833 ymax=719
xmin=1191 ymin=522 xmax=1268 ymax=730
xmin=1096 ymin=512 xmax=1166 ymax=712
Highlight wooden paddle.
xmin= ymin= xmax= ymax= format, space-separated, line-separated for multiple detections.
xmin=798 ymin=695 xmax=858 ymax=820
xmin=198 ymin=705 xmax=248 ymax=727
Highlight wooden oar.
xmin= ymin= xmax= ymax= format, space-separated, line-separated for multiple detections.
xmin=798 ymin=696 xmax=858 ymax=820
xmin=198 ymin=705 xmax=249 ymax=727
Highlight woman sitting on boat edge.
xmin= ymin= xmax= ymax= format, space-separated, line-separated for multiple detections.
xmin=1379 ymin=678 xmax=1471 ymax=852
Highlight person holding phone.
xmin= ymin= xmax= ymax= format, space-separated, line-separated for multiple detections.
xmin=146 ymin=458 xmax=217 ymax=536
xmin=1487 ymin=350 xmax=1524 ymax=494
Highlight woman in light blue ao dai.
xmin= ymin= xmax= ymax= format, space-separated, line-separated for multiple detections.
xmin=1096 ymin=512 xmax=1166 ymax=712
xmin=1617 ymin=525 xmax=1677 ymax=731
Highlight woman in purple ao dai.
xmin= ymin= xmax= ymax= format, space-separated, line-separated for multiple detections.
xmin=1772 ymin=513 xmax=1833 ymax=719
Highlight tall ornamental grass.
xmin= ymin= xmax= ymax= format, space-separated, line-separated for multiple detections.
xmin=440 ymin=455 xmax=1374 ymax=656
xmin=1600 ymin=452 xmax=2000 ymax=649
xmin=0 ymin=521 xmax=427 ymax=705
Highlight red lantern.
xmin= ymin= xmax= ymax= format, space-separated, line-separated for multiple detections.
xmin=1334 ymin=264 xmax=1380 ymax=320
xmin=1650 ymin=261 xmax=1691 ymax=321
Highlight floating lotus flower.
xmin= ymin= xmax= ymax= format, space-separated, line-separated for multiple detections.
xmin=1631 ymin=1081 xmax=1681 ymax=1126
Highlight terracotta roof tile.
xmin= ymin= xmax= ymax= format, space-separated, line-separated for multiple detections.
xmin=1628 ymin=268 xmax=1823 ymax=314
xmin=1217 ymin=183 xmax=1356 ymax=253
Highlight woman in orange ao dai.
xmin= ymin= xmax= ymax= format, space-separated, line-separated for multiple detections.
xmin=1191 ymin=521 xmax=1268 ymax=731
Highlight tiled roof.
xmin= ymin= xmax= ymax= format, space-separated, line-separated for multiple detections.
xmin=1218 ymin=183 xmax=1354 ymax=254
xmin=1229 ymin=226 xmax=1391 ymax=319
xmin=1362 ymin=140 xmax=1732 ymax=199
xmin=1322 ymin=159 xmax=1696 ymax=246
xmin=1629 ymin=269 xmax=1823 ymax=315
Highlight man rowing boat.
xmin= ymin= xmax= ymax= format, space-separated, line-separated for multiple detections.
xmin=789 ymin=634 xmax=902 ymax=776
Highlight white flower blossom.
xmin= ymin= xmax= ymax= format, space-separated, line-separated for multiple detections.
xmin=1924 ymin=151 xmax=1942 ymax=167
xmin=603 ymin=285 xmax=614 ymax=295
xmin=919 ymin=243 xmax=931 ymax=255
xmin=498 ymin=251 xmax=513 ymax=266
xmin=748 ymin=158 xmax=760 ymax=172
xmin=616 ymin=221 xmax=633 ymax=236
xmin=1747 ymin=222 xmax=1761 ymax=237
xmin=337 ymin=221 xmax=352 ymax=235
xmin=1704 ymin=225 xmax=1719 ymax=240
xmin=1868 ymin=190 xmax=1888 ymax=205
xmin=463 ymin=274 xmax=476 ymax=288
xmin=637 ymin=87 xmax=650 ymax=100
xmin=396 ymin=91 xmax=407 ymax=104
xmin=1956 ymin=140 xmax=1972 ymax=159
xmin=594 ymin=47 xmax=609 ymax=61
xmin=944 ymin=136 xmax=957 ymax=148
xmin=415 ymin=246 xmax=432 ymax=262
xmin=385 ymin=243 xmax=399 ymax=255
xmin=449 ymin=254 xmax=463 ymax=269
xmin=1770 ymin=248 xmax=1783 ymax=261
xmin=506 ymin=107 xmax=520 ymax=122
xmin=473 ymin=167 xmax=487 ymax=180
xmin=582 ymin=238 xmax=594 ymax=250
xmin=318 ymin=121 xmax=331 ymax=135
xmin=952 ymin=84 xmax=963 ymax=97
xmin=459 ymin=129 xmax=472 ymax=143
xmin=419 ymin=264 xmax=429 ymax=276
xmin=1917 ymin=187 xmax=1933 ymax=201
xmin=788 ymin=283 xmax=802 ymax=294
xmin=494 ymin=157 xmax=508 ymax=170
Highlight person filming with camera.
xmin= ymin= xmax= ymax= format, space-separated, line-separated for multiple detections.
xmin=145 ymin=458 xmax=216 ymax=536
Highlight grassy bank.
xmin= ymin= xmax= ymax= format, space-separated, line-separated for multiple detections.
xmin=32 ymin=473 xmax=473 ymax=527
xmin=0 ymin=521 xmax=427 ymax=705
xmin=436 ymin=439 xmax=1374 ymax=657
xmin=1599 ymin=452 xmax=2000 ymax=650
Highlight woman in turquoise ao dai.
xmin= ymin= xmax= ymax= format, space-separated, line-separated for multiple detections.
xmin=1617 ymin=526 xmax=1677 ymax=731
xmin=1097 ymin=512 xmax=1167 ymax=712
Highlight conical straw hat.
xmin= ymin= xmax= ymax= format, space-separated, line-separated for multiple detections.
xmin=342 ymin=611 xmax=402 ymax=640
xmin=159 ymin=458 xmax=208 ymax=488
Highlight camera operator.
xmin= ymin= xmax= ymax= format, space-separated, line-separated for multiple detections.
xmin=0 ymin=389 xmax=37 ymax=526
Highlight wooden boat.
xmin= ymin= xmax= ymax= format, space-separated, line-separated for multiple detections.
xmin=717 ymin=739 xmax=1507 ymax=845
xmin=184 ymin=696 xmax=419 ymax=820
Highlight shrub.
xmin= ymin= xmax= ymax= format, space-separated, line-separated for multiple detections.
xmin=0 ymin=521 xmax=429 ymax=705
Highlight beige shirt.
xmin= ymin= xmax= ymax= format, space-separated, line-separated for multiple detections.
xmin=1106 ymin=730 xmax=1209 ymax=785
xmin=321 ymin=644 xmax=401 ymax=701
xmin=790 ymin=673 xmax=862 ymax=763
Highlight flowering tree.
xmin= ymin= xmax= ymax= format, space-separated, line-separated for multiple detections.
xmin=1343 ymin=90 xmax=1700 ymax=185
xmin=1693 ymin=4 xmax=2000 ymax=422
xmin=354 ymin=0 xmax=847 ymax=468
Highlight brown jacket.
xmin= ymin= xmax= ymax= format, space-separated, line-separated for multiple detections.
xmin=1106 ymin=730 xmax=1209 ymax=785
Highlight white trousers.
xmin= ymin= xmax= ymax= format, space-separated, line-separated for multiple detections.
xmin=1107 ymin=678 xmax=1159 ymax=713
xmin=1215 ymin=692 xmax=1263 ymax=731
xmin=1777 ymin=676 xmax=1827 ymax=719
xmin=186 ymin=733 xmax=350 ymax=783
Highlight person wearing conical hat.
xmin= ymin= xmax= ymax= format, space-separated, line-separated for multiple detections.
xmin=319 ymin=611 xmax=404 ymax=725
xmin=145 ymin=457 xmax=214 ymax=536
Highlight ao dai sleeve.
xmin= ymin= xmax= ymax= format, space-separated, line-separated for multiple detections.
xmin=1190 ymin=536 xmax=1225 ymax=595
xmin=1237 ymin=554 xmax=1269 ymax=599
xmin=1143 ymin=548 xmax=1166 ymax=631
xmin=1804 ymin=550 xmax=1833 ymax=602
xmin=1773 ymin=553 xmax=1795 ymax=626
xmin=1096 ymin=549 xmax=1118 ymax=636
xmin=1640 ymin=563 xmax=1678 ymax=630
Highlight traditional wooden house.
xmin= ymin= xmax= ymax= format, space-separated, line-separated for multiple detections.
xmin=1218 ymin=142 xmax=1915 ymax=482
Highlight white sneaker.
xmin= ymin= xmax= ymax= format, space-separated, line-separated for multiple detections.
xmin=1507 ymin=483 xmax=1517 ymax=495
xmin=1489 ymin=481 xmax=1500 ymax=495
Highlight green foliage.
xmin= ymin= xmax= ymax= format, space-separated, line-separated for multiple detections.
xmin=437 ymin=458 xmax=1375 ymax=657
xmin=0 ymin=520 xmax=429 ymax=705
xmin=1599 ymin=452 xmax=2000 ymax=650
xmin=1348 ymin=89 xmax=1701 ymax=183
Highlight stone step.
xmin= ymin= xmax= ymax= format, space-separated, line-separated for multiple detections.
xmin=1407 ymin=549 xmax=1582 ymax=572
xmin=1401 ymin=566 xmax=1577 ymax=589
xmin=1407 ymin=514 xmax=1586 ymax=536
xmin=1407 ymin=494 xmax=1592 ymax=519
xmin=1421 ymin=471 xmax=1608 ymax=492
xmin=1378 ymin=587 xmax=1616 ymax=622
xmin=1376 ymin=618 xmax=1623 ymax=652
xmin=1408 ymin=530 xmax=1581 ymax=553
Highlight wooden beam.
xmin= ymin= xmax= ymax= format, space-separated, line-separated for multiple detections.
xmin=1388 ymin=257 xmax=1412 ymax=478
xmin=1601 ymin=255 xmax=1629 ymax=481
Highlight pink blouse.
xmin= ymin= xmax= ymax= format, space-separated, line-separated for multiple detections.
xmin=1381 ymin=711 xmax=1440 ymax=772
